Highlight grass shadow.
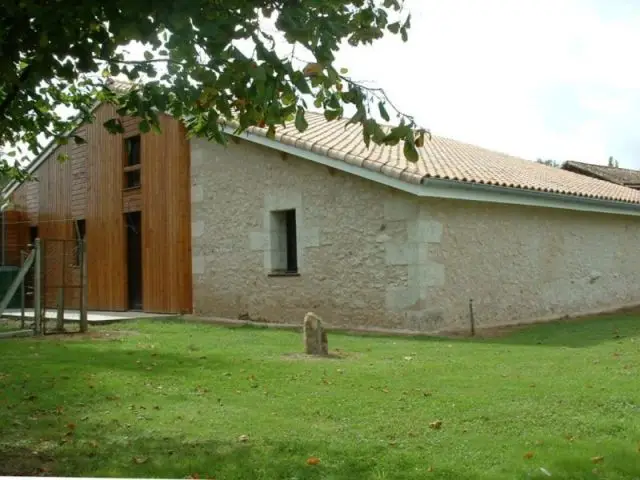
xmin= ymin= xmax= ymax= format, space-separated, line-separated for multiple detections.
xmin=0 ymin=433 xmax=487 ymax=479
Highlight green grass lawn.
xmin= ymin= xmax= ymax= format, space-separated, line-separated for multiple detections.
xmin=0 ymin=315 xmax=639 ymax=479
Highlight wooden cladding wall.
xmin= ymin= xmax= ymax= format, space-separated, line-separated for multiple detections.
xmin=141 ymin=116 xmax=192 ymax=313
xmin=34 ymin=142 xmax=81 ymax=308
xmin=6 ymin=103 xmax=192 ymax=313
xmin=3 ymin=210 xmax=29 ymax=266
xmin=12 ymin=178 xmax=39 ymax=225
xmin=86 ymin=104 xmax=127 ymax=311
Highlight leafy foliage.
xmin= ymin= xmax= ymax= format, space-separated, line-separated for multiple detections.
xmin=536 ymin=158 xmax=562 ymax=168
xmin=0 ymin=0 xmax=426 ymax=182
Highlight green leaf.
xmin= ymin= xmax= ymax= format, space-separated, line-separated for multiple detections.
xmin=403 ymin=14 xmax=412 ymax=29
xmin=378 ymin=102 xmax=390 ymax=122
xmin=324 ymin=109 xmax=341 ymax=121
xmin=340 ymin=67 xmax=348 ymax=74
xmin=403 ymin=138 xmax=419 ymax=162
xmin=388 ymin=22 xmax=400 ymax=34
xmin=347 ymin=109 xmax=365 ymax=126
xmin=139 ymin=119 xmax=151 ymax=133
xmin=295 ymin=108 xmax=308 ymax=132
xmin=103 ymin=118 xmax=125 ymax=134
xmin=144 ymin=51 xmax=153 ymax=61
xmin=73 ymin=135 xmax=87 ymax=145
xmin=251 ymin=65 xmax=267 ymax=83
xmin=291 ymin=72 xmax=311 ymax=95
xmin=372 ymin=122 xmax=386 ymax=143
xmin=400 ymin=27 xmax=408 ymax=42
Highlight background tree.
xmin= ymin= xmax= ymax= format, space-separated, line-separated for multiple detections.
xmin=607 ymin=156 xmax=619 ymax=168
xmin=536 ymin=158 xmax=562 ymax=168
xmin=0 ymin=0 xmax=425 ymax=182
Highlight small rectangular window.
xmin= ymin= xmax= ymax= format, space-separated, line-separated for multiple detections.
xmin=73 ymin=219 xmax=86 ymax=267
xmin=125 ymin=169 xmax=141 ymax=188
xmin=124 ymin=135 xmax=141 ymax=166
xmin=123 ymin=135 xmax=141 ymax=189
xmin=270 ymin=209 xmax=298 ymax=274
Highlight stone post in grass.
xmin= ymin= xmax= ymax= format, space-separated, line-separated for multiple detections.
xmin=303 ymin=312 xmax=328 ymax=356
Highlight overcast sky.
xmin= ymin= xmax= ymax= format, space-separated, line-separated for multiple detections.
xmin=327 ymin=0 xmax=640 ymax=167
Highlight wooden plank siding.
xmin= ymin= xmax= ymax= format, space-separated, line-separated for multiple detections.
xmin=36 ymin=142 xmax=77 ymax=308
xmin=141 ymin=116 xmax=192 ymax=313
xmin=5 ymin=103 xmax=192 ymax=314
xmin=3 ymin=210 xmax=29 ymax=266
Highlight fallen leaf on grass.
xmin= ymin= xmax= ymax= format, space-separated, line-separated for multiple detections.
xmin=89 ymin=440 xmax=99 ymax=448
xmin=591 ymin=456 xmax=604 ymax=464
xmin=427 ymin=466 xmax=433 ymax=472
xmin=238 ymin=435 xmax=249 ymax=443
xmin=524 ymin=451 xmax=535 ymax=459
xmin=67 ymin=422 xmax=76 ymax=430
xmin=306 ymin=456 xmax=320 ymax=466
xmin=132 ymin=456 xmax=148 ymax=464
xmin=429 ymin=420 xmax=443 ymax=430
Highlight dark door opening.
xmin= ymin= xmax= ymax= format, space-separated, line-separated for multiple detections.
xmin=29 ymin=226 xmax=38 ymax=246
xmin=125 ymin=212 xmax=142 ymax=310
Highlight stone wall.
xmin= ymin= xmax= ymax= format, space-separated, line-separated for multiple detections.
xmin=190 ymin=137 xmax=640 ymax=332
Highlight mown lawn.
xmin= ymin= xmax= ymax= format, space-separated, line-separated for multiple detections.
xmin=0 ymin=315 xmax=639 ymax=479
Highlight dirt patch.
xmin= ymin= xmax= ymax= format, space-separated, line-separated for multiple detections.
xmin=0 ymin=446 xmax=55 ymax=476
xmin=281 ymin=349 xmax=357 ymax=361
xmin=0 ymin=319 xmax=138 ymax=342
xmin=35 ymin=329 xmax=138 ymax=342
xmin=440 ymin=324 xmax=531 ymax=339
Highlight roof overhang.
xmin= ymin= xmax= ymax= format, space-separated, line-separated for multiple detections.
xmin=226 ymin=127 xmax=640 ymax=218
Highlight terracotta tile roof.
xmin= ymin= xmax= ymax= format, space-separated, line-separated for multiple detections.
xmin=563 ymin=160 xmax=640 ymax=187
xmin=242 ymin=112 xmax=640 ymax=205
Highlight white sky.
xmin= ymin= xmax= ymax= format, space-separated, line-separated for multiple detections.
xmin=329 ymin=0 xmax=640 ymax=167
